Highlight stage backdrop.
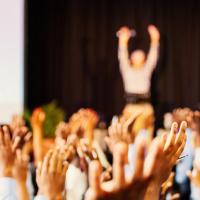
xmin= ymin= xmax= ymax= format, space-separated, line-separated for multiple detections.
xmin=26 ymin=0 xmax=200 ymax=125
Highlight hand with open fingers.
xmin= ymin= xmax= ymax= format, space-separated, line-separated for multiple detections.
xmin=144 ymin=121 xmax=187 ymax=200
xmin=78 ymin=108 xmax=99 ymax=145
xmin=145 ymin=121 xmax=187 ymax=190
xmin=69 ymin=112 xmax=84 ymax=138
xmin=13 ymin=149 xmax=29 ymax=183
xmin=159 ymin=121 xmax=187 ymax=184
xmin=36 ymin=149 xmax=68 ymax=200
xmin=86 ymin=134 xmax=166 ymax=200
xmin=79 ymin=108 xmax=99 ymax=128
xmin=76 ymin=139 xmax=99 ymax=171
xmin=0 ymin=125 xmax=20 ymax=177
xmin=105 ymin=115 xmax=139 ymax=153
xmin=55 ymin=121 xmax=71 ymax=146
xmin=12 ymin=126 xmax=32 ymax=150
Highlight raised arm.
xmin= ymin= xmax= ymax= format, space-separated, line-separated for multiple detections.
xmin=117 ymin=26 xmax=133 ymax=71
xmin=145 ymin=25 xmax=160 ymax=72
xmin=31 ymin=108 xmax=45 ymax=165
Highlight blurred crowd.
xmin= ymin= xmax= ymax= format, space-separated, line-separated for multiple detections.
xmin=0 ymin=106 xmax=199 ymax=200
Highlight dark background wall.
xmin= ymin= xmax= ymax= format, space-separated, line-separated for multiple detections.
xmin=25 ymin=0 xmax=200 ymax=125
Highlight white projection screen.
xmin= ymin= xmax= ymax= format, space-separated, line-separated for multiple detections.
xmin=0 ymin=0 xmax=24 ymax=123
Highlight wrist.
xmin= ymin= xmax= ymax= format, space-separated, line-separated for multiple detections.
xmin=151 ymin=40 xmax=159 ymax=46
xmin=47 ymin=193 xmax=63 ymax=200
xmin=16 ymin=178 xmax=27 ymax=186
xmin=145 ymin=181 xmax=161 ymax=200
xmin=32 ymin=125 xmax=43 ymax=132
xmin=119 ymin=39 xmax=128 ymax=46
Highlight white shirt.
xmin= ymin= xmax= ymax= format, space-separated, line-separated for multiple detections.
xmin=65 ymin=164 xmax=88 ymax=200
xmin=118 ymin=44 xmax=159 ymax=94
xmin=0 ymin=177 xmax=18 ymax=200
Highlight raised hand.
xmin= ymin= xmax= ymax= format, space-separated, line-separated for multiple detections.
xmin=36 ymin=149 xmax=68 ymax=200
xmin=30 ymin=107 xmax=45 ymax=128
xmin=69 ymin=108 xmax=99 ymax=146
xmin=86 ymin=136 xmax=162 ymax=200
xmin=10 ymin=114 xmax=25 ymax=131
xmin=31 ymin=107 xmax=45 ymax=164
xmin=148 ymin=25 xmax=160 ymax=44
xmin=55 ymin=121 xmax=71 ymax=146
xmin=0 ymin=125 xmax=30 ymax=177
xmin=105 ymin=117 xmax=134 ymax=153
xmin=152 ymin=121 xmax=187 ymax=185
xmin=117 ymin=26 xmax=133 ymax=45
xmin=0 ymin=126 xmax=16 ymax=177
xmin=0 ymin=125 xmax=24 ymax=176
xmin=106 ymin=111 xmax=143 ymax=153
xmin=86 ymin=121 xmax=187 ymax=200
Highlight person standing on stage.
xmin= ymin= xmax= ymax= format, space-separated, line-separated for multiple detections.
xmin=117 ymin=24 xmax=160 ymax=139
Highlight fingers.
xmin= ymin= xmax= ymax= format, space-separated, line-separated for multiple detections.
xmin=62 ymin=161 xmax=68 ymax=176
xmin=160 ymin=132 xmax=167 ymax=148
xmin=170 ymin=121 xmax=187 ymax=159
xmin=0 ymin=128 xmax=4 ymax=146
xmin=37 ymin=161 xmax=42 ymax=177
xmin=24 ymin=132 xmax=32 ymax=142
xmin=40 ymin=148 xmax=68 ymax=181
xmin=113 ymin=142 xmax=128 ymax=189
xmin=123 ymin=113 xmax=140 ymax=132
xmin=170 ymin=193 xmax=180 ymax=200
xmin=132 ymin=135 xmax=146 ymax=180
xmin=12 ymin=136 xmax=21 ymax=151
xmin=3 ymin=126 xmax=12 ymax=147
xmin=57 ymin=153 xmax=64 ymax=173
xmin=49 ymin=149 xmax=59 ymax=173
xmin=173 ymin=135 xmax=187 ymax=162
xmin=41 ymin=150 xmax=53 ymax=176
xmin=164 ymin=122 xmax=178 ymax=152
xmin=175 ymin=121 xmax=187 ymax=145
xmin=143 ymin=137 xmax=162 ymax=178
xmin=56 ymin=150 xmax=69 ymax=176
xmin=16 ymin=149 xmax=22 ymax=162
xmin=89 ymin=160 xmax=102 ymax=195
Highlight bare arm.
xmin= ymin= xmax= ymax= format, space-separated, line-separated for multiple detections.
xmin=145 ymin=25 xmax=160 ymax=72
xmin=13 ymin=150 xmax=30 ymax=200
xmin=117 ymin=27 xmax=133 ymax=71
xmin=31 ymin=108 xmax=45 ymax=165
xmin=17 ymin=181 xmax=30 ymax=200
xmin=33 ymin=126 xmax=44 ymax=164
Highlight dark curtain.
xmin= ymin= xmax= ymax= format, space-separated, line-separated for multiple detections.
xmin=25 ymin=0 xmax=200 ymax=125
